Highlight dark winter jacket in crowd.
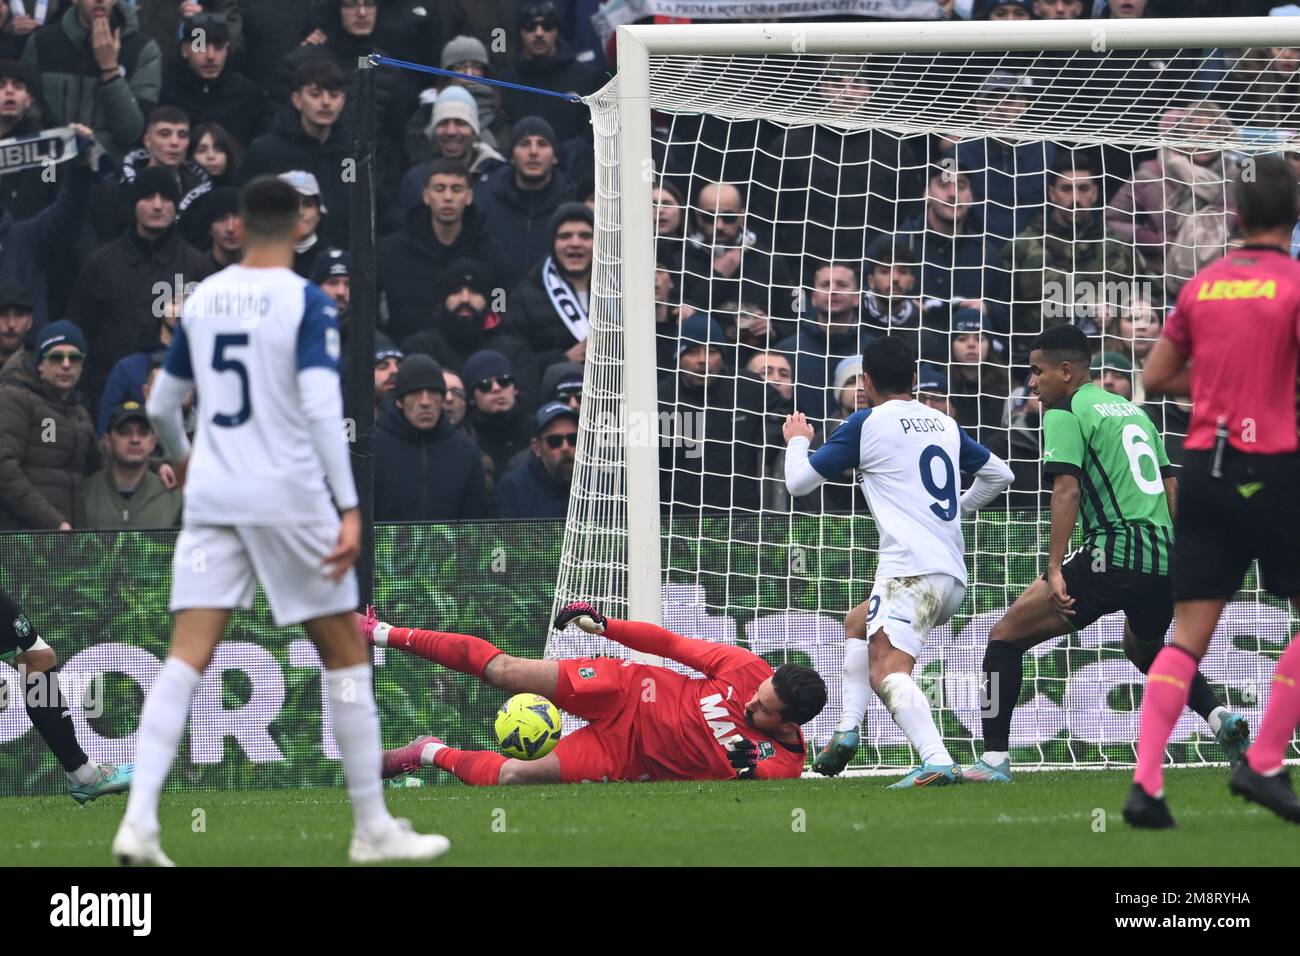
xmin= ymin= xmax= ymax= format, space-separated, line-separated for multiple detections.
xmin=657 ymin=371 xmax=766 ymax=514
xmin=0 ymin=160 xmax=91 ymax=333
xmin=158 ymin=56 xmax=268 ymax=146
xmin=466 ymin=403 xmax=533 ymax=478
xmin=503 ymin=259 xmax=589 ymax=373
xmin=0 ymin=116 xmax=59 ymax=220
xmin=136 ymin=0 xmax=243 ymax=69
xmin=22 ymin=2 xmax=162 ymax=162
xmin=472 ymin=163 xmax=576 ymax=273
xmin=272 ymin=23 xmax=414 ymax=168
xmin=68 ymin=224 xmax=213 ymax=413
xmin=378 ymin=204 xmax=516 ymax=342
xmin=96 ymin=343 xmax=165 ymax=436
xmin=399 ymin=312 xmax=540 ymax=412
xmin=240 ymin=104 xmax=354 ymax=250
xmin=374 ymin=401 xmax=490 ymax=521
xmin=754 ymin=125 xmax=926 ymax=264
xmin=497 ymin=453 xmax=570 ymax=519
xmin=498 ymin=38 xmax=602 ymax=146
xmin=399 ymin=144 xmax=508 ymax=212
xmin=0 ymin=349 xmax=99 ymax=530
xmin=91 ymin=149 xmax=213 ymax=241
xmin=238 ymin=0 xmax=315 ymax=88
xmin=680 ymin=229 xmax=798 ymax=325
xmin=775 ymin=319 xmax=881 ymax=423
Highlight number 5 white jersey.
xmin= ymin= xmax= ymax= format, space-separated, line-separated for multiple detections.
xmin=162 ymin=265 xmax=345 ymax=526
xmin=806 ymin=400 xmax=996 ymax=583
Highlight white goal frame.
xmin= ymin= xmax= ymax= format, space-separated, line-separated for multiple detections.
xmin=608 ymin=14 xmax=1300 ymax=626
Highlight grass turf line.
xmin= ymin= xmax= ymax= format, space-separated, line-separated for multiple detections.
xmin=2 ymin=768 xmax=1290 ymax=866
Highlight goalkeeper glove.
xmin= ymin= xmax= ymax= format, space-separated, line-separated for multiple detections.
xmin=724 ymin=734 xmax=758 ymax=780
xmin=553 ymin=601 xmax=607 ymax=635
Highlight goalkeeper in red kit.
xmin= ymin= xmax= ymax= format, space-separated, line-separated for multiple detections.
xmin=362 ymin=602 xmax=828 ymax=785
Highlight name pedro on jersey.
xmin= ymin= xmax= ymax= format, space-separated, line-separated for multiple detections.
xmin=899 ymin=418 xmax=947 ymax=434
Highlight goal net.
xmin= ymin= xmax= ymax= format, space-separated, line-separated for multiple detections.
xmin=547 ymin=18 xmax=1300 ymax=772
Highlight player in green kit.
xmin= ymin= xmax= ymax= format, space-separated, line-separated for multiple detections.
xmin=965 ymin=325 xmax=1247 ymax=782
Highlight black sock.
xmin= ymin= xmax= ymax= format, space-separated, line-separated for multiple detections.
xmin=24 ymin=667 xmax=89 ymax=773
xmin=1185 ymin=671 xmax=1221 ymax=722
xmin=1129 ymin=643 xmax=1221 ymax=722
xmin=981 ymin=640 xmax=1025 ymax=753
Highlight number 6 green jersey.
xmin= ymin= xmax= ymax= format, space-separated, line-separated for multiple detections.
xmin=1041 ymin=381 xmax=1174 ymax=575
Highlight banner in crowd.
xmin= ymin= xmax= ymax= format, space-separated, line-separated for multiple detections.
xmin=0 ymin=516 xmax=1289 ymax=795
xmin=593 ymin=0 xmax=942 ymax=43
xmin=0 ymin=126 xmax=88 ymax=176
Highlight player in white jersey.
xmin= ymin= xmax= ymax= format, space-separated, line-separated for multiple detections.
xmin=783 ymin=336 xmax=1013 ymax=787
xmin=112 ymin=178 xmax=449 ymax=866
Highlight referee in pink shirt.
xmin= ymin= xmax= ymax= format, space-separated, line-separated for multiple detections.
xmin=1126 ymin=155 xmax=1300 ymax=828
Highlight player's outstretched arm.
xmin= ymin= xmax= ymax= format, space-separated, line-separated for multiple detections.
xmin=145 ymin=369 xmax=194 ymax=467
xmin=1142 ymin=336 xmax=1191 ymax=399
xmin=958 ymin=430 xmax=1014 ymax=514
xmin=783 ymin=409 xmax=867 ymax=497
xmin=554 ymin=602 xmax=760 ymax=678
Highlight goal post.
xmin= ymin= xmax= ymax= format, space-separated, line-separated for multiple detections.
xmin=549 ymin=17 xmax=1300 ymax=769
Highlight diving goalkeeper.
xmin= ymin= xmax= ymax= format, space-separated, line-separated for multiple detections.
xmin=363 ymin=602 xmax=828 ymax=784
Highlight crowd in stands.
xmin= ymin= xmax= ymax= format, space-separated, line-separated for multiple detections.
xmin=0 ymin=0 xmax=1288 ymax=528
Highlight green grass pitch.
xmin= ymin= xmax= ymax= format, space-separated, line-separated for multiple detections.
xmin=2 ymin=767 xmax=1294 ymax=866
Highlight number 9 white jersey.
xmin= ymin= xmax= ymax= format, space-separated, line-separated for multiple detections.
xmin=162 ymin=265 xmax=344 ymax=526
xmin=807 ymin=400 xmax=995 ymax=584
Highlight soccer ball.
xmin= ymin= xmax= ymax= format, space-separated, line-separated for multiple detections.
xmin=494 ymin=693 xmax=562 ymax=760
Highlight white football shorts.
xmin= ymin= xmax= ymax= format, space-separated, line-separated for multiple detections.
xmin=864 ymin=572 xmax=966 ymax=660
xmin=169 ymin=523 xmax=358 ymax=628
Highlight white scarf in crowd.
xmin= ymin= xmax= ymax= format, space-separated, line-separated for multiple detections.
xmin=542 ymin=255 xmax=589 ymax=343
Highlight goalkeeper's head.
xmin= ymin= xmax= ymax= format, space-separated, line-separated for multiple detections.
xmin=744 ymin=664 xmax=828 ymax=737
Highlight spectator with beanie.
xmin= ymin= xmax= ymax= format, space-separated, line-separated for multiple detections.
xmin=462 ymin=348 xmax=534 ymax=478
xmin=159 ymin=11 xmax=265 ymax=145
xmin=69 ymin=164 xmax=213 ymax=411
xmin=240 ymin=57 xmax=352 ymax=249
xmin=473 ymin=115 xmax=576 ymax=271
xmin=83 ymin=400 xmax=181 ymax=529
xmin=195 ymin=185 xmax=241 ymax=267
xmin=106 ymin=106 xmax=213 ymax=240
xmin=380 ymin=157 xmax=515 ymax=341
xmin=540 ymin=359 xmax=582 ymax=411
xmin=402 ymin=80 xmax=507 ymax=200
xmin=945 ymin=308 xmax=1010 ymax=459
xmin=505 ymin=201 xmax=593 ymax=370
xmin=373 ymin=332 xmax=402 ymax=413
xmin=0 ymin=320 xmax=99 ymax=530
xmin=22 ymin=0 xmax=162 ymax=162
xmin=374 ymin=353 xmax=489 ymax=521
xmin=499 ymin=1 xmax=601 ymax=150
xmin=0 ymin=280 xmax=33 ymax=366
xmin=399 ymin=259 xmax=539 ymax=409
xmin=497 ymin=400 xmax=577 ymax=519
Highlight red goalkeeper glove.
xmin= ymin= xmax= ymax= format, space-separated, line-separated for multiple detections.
xmin=553 ymin=601 xmax=608 ymax=634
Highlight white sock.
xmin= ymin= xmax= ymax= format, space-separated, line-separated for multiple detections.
xmin=68 ymin=761 xmax=98 ymax=786
xmin=327 ymin=663 xmax=394 ymax=841
xmin=837 ymin=638 xmax=871 ymax=734
xmin=372 ymin=622 xmax=392 ymax=647
xmin=878 ymin=672 xmax=952 ymax=766
xmin=981 ymin=750 xmax=1010 ymax=766
xmin=420 ymin=740 xmax=446 ymax=765
xmin=123 ymin=657 xmax=201 ymax=835
xmin=1207 ymin=706 xmax=1227 ymax=735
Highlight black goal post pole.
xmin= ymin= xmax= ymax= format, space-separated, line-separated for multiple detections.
xmin=348 ymin=55 xmax=378 ymax=611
